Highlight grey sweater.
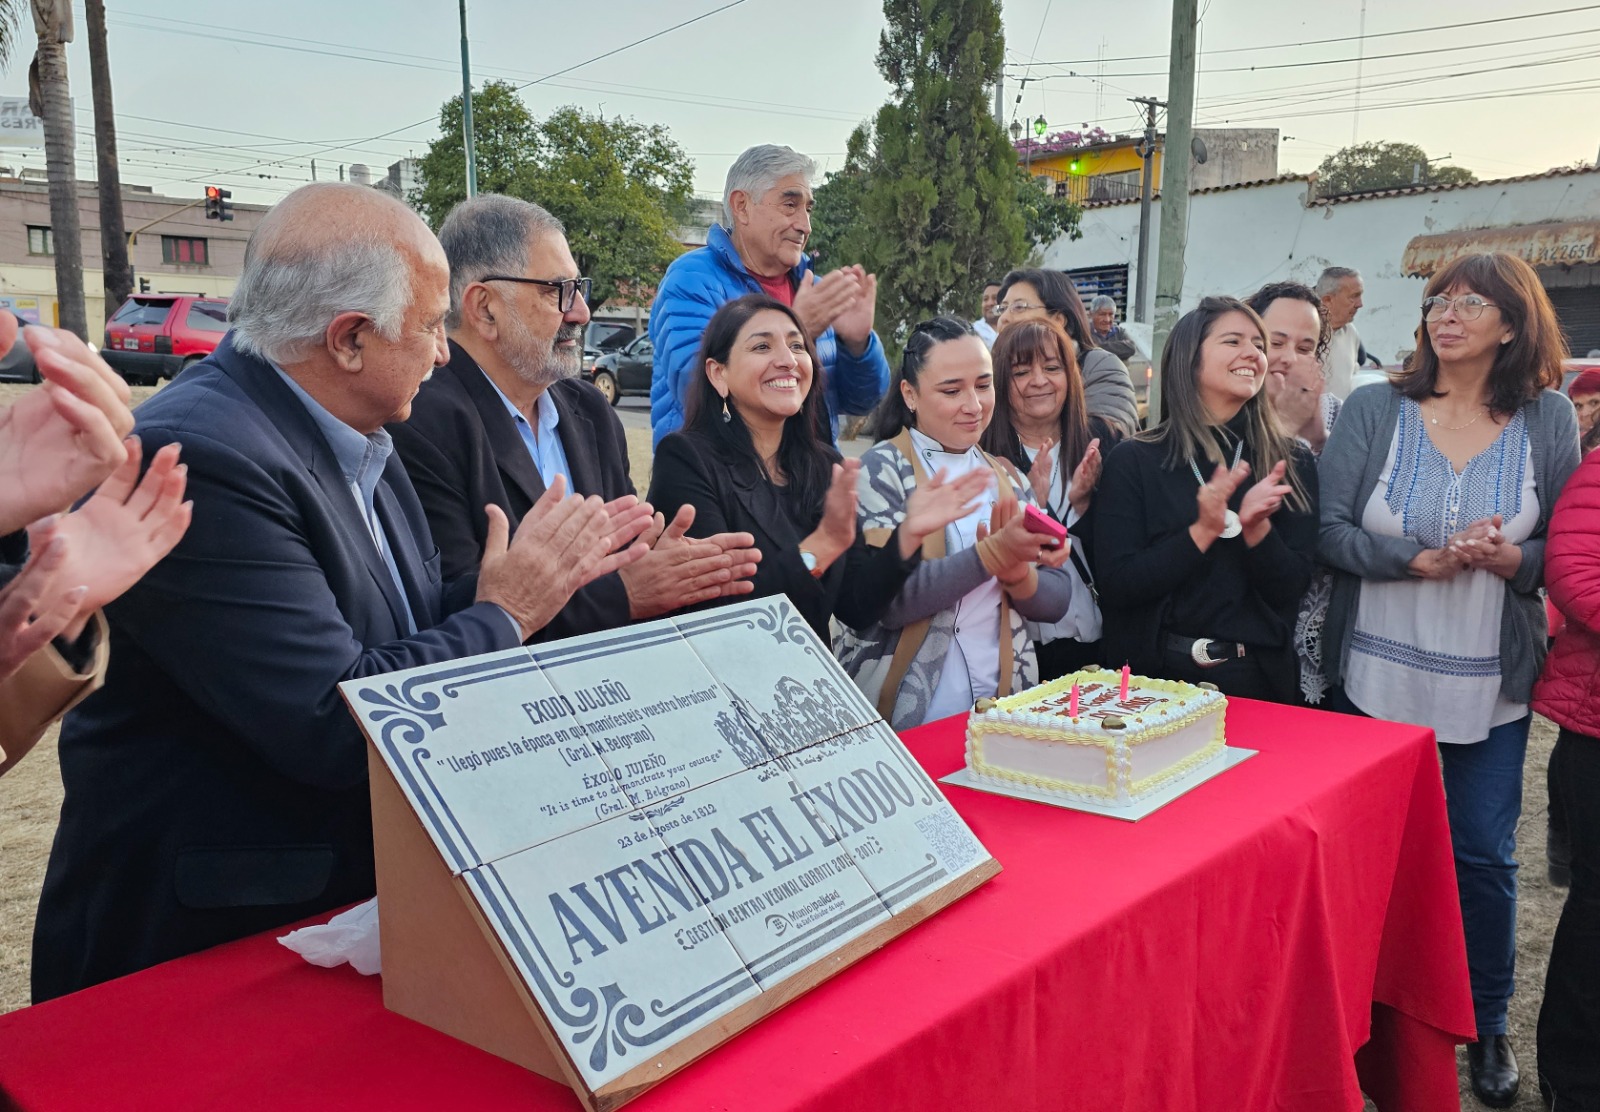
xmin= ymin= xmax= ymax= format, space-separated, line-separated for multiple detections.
xmin=1081 ymin=348 xmax=1140 ymax=441
xmin=1316 ymin=382 xmax=1580 ymax=703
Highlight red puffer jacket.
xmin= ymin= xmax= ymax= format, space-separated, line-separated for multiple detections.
xmin=1533 ymin=448 xmax=1600 ymax=735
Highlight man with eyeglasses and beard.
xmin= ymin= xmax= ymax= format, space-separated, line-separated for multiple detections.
xmin=391 ymin=195 xmax=762 ymax=637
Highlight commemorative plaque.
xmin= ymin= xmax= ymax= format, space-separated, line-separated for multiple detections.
xmin=341 ymin=597 xmax=999 ymax=1111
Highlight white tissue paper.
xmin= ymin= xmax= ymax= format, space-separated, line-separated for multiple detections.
xmin=277 ymin=897 xmax=381 ymax=975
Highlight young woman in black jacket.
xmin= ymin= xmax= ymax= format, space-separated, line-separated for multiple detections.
xmin=647 ymin=295 xmax=985 ymax=641
xmin=1092 ymin=295 xmax=1319 ymax=702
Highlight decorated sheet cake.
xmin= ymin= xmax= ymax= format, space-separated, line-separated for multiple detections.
xmin=966 ymin=668 xmax=1227 ymax=807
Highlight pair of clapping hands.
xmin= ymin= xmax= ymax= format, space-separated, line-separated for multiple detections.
xmin=1189 ymin=458 xmax=1294 ymax=551
xmin=475 ymin=485 xmax=772 ymax=636
xmin=792 ymin=265 xmax=877 ymax=354
xmin=0 ymin=321 xmax=192 ymax=683
xmin=1409 ymin=515 xmax=1520 ymax=581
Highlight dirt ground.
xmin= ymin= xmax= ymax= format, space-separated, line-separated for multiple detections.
xmin=0 ymin=378 xmax=1568 ymax=1108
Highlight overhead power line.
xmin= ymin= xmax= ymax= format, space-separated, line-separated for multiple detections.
xmin=1015 ymin=23 xmax=1600 ymax=81
xmin=145 ymin=0 xmax=753 ymax=190
xmin=1009 ymin=2 xmax=1600 ymax=67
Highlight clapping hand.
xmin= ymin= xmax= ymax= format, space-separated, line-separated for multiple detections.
xmin=0 ymin=324 xmax=136 ymax=535
xmin=1066 ymin=438 xmax=1103 ymax=518
xmin=0 ymin=522 xmax=83 ymax=683
xmin=900 ymin=467 xmax=989 ymax=559
xmin=792 ymin=268 xmax=863 ymax=342
xmin=619 ymin=504 xmax=762 ymax=619
xmin=1189 ymin=458 xmax=1251 ymax=551
xmin=1447 ymin=514 xmax=1521 ymax=579
xmin=477 ymin=477 xmax=655 ymax=639
xmin=1408 ymin=547 xmax=1466 ymax=581
xmin=829 ymin=266 xmax=878 ymax=355
xmin=1236 ymin=460 xmax=1292 ymax=546
xmin=797 ymin=459 xmax=861 ymax=575
xmin=48 ymin=437 xmax=193 ymax=640
xmin=1026 ymin=439 xmax=1055 ymax=506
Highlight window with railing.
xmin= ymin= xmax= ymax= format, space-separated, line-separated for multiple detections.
xmin=1028 ymin=168 xmax=1144 ymax=206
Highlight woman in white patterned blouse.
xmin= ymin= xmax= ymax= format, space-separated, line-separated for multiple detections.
xmin=1317 ymin=252 xmax=1581 ymax=1107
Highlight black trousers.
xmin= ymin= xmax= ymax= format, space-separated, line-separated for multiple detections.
xmin=1539 ymin=728 xmax=1600 ymax=1110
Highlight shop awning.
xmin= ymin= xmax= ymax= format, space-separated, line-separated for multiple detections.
xmin=1402 ymin=221 xmax=1600 ymax=276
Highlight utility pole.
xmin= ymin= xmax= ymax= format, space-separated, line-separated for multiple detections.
xmin=994 ymin=73 xmax=1004 ymax=129
xmin=459 ymin=0 xmax=478 ymax=197
xmin=1129 ymin=96 xmax=1164 ymax=325
xmin=1148 ymin=0 xmax=1198 ymax=428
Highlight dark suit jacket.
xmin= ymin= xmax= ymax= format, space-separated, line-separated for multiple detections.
xmin=31 ymin=336 xmax=522 ymax=1002
xmin=647 ymin=429 xmax=917 ymax=641
xmin=388 ymin=342 xmax=635 ymax=640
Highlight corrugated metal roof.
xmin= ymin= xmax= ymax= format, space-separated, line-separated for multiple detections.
xmin=1078 ymin=163 xmax=1600 ymax=211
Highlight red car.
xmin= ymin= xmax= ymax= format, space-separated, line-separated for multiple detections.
xmin=102 ymin=294 xmax=230 ymax=385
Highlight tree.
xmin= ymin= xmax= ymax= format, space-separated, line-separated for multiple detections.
xmin=413 ymin=81 xmax=694 ymax=308
xmin=1315 ymin=141 xmax=1476 ymax=197
xmin=85 ymin=0 xmax=132 ymax=315
xmin=1012 ymin=168 xmax=1081 ymax=258
xmin=827 ymin=0 xmax=1036 ymax=348
xmin=413 ymin=81 xmax=541 ymax=225
xmin=28 ymin=0 xmax=85 ymax=338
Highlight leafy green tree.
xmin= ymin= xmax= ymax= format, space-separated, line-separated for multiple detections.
xmin=1013 ymin=168 xmax=1081 ymax=257
xmin=835 ymin=0 xmax=1039 ymax=347
xmin=1315 ymin=141 xmax=1476 ymax=197
xmin=413 ymin=81 xmax=694 ymax=307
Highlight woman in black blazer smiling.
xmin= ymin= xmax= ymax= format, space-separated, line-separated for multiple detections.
xmin=648 ymin=294 xmax=985 ymax=639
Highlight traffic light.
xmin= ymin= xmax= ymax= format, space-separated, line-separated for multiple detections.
xmin=138 ymin=277 xmax=150 ymax=294
xmin=204 ymin=185 xmax=233 ymax=222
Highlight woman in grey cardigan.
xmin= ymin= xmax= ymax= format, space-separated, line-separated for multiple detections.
xmin=1317 ymin=253 xmax=1580 ymax=1108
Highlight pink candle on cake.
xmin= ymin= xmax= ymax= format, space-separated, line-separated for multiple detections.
xmin=1068 ymin=682 xmax=1080 ymax=717
xmin=1120 ymin=665 xmax=1131 ymax=702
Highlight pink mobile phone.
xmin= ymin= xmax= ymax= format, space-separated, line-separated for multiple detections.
xmin=1023 ymin=504 xmax=1068 ymax=546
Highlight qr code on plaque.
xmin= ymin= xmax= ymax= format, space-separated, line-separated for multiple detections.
xmin=915 ymin=809 xmax=981 ymax=873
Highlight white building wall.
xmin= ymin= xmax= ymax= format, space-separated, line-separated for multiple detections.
xmin=1041 ymin=170 xmax=1600 ymax=365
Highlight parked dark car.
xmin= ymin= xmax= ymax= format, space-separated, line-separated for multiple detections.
xmin=0 ymin=336 xmax=36 ymax=383
xmin=102 ymin=294 xmax=230 ymax=385
xmin=581 ymin=320 xmax=636 ymax=375
xmin=586 ymin=335 xmax=653 ymax=406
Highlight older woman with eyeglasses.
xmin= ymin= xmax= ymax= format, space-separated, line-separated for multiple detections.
xmin=1317 ymin=252 xmax=1581 ymax=1108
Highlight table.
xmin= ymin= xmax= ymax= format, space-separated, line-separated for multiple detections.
xmin=0 ymin=699 xmax=1474 ymax=1111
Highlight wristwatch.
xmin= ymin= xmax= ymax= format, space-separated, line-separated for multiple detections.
xmin=799 ymin=549 xmax=823 ymax=578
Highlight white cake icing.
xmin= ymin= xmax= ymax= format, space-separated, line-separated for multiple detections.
xmin=965 ymin=668 xmax=1228 ymax=807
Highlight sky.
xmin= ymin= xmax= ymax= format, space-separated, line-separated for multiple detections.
xmin=3 ymin=0 xmax=1597 ymax=209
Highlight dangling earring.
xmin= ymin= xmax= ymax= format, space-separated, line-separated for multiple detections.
xmin=721 ymin=395 xmax=731 ymax=422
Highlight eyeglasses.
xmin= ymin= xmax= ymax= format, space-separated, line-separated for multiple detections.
xmin=480 ymin=275 xmax=592 ymax=313
xmin=1422 ymin=294 xmax=1498 ymax=322
xmin=996 ymin=301 xmax=1043 ymax=315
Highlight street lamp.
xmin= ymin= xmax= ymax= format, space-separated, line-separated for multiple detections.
xmin=1009 ymin=119 xmax=1023 ymax=144
xmin=1033 ymin=115 xmax=1048 ymax=137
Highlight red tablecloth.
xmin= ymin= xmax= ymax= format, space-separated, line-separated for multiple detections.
xmin=0 ymin=700 xmax=1474 ymax=1111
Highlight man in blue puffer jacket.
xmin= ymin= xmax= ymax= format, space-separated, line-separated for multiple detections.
xmin=649 ymin=144 xmax=891 ymax=448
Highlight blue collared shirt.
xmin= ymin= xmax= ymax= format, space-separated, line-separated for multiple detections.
xmin=273 ymin=367 xmax=417 ymax=635
xmin=480 ymin=371 xmax=572 ymax=491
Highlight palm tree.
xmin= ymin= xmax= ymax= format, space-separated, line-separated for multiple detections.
xmin=85 ymin=0 xmax=131 ymax=317
xmin=27 ymin=0 xmax=87 ymax=339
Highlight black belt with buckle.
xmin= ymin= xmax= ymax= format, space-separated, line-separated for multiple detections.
xmin=1164 ymin=633 xmax=1247 ymax=668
